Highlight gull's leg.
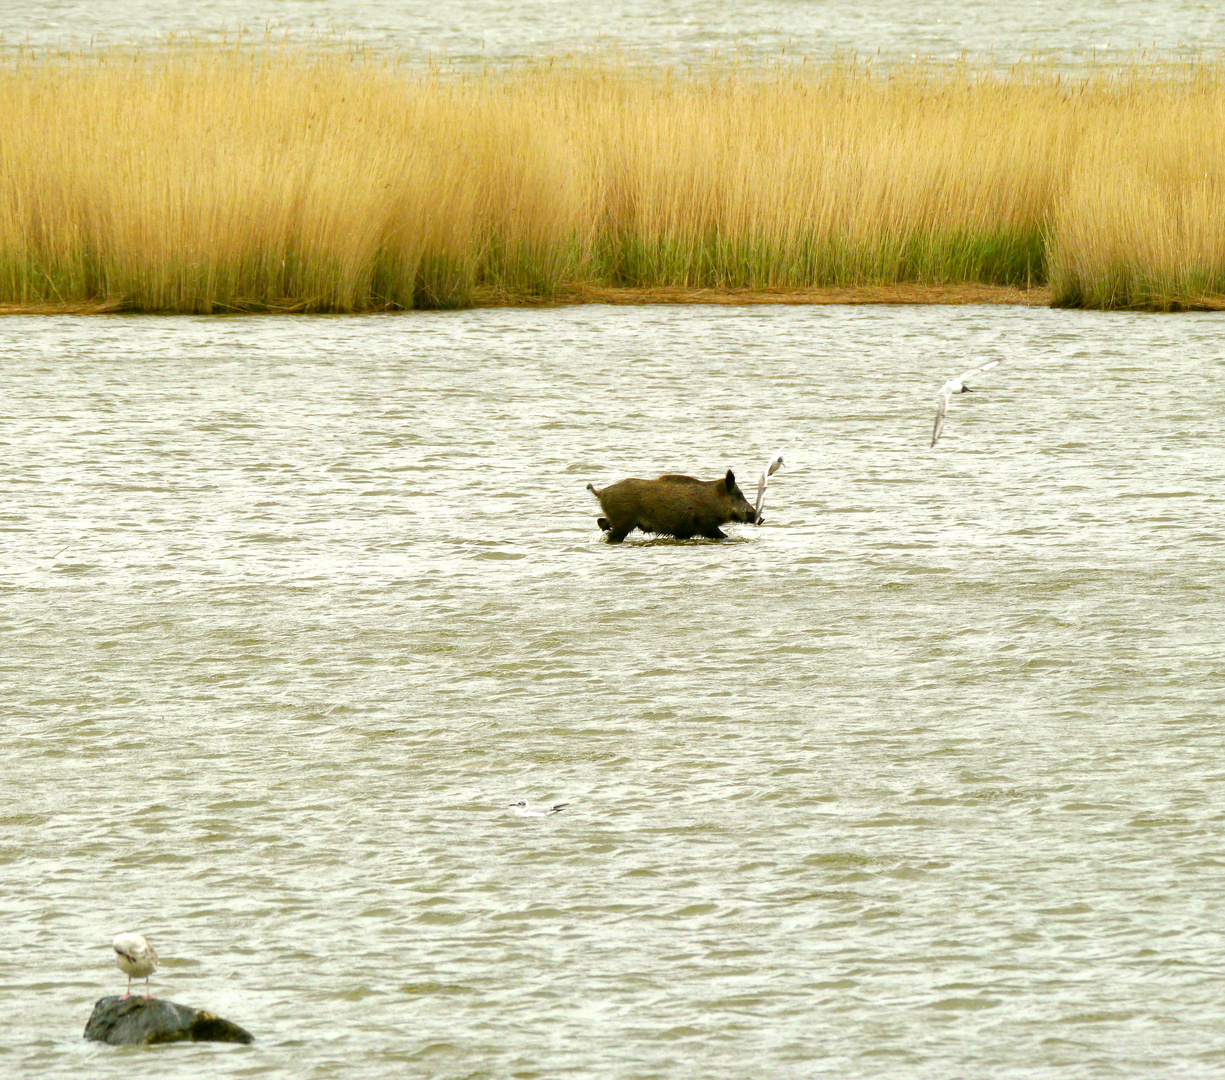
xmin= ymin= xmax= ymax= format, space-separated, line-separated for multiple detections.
xmin=144 ymin=974 xmax=151 ymax=999
xmin=122 ymin=974 xmax=132 ymax=999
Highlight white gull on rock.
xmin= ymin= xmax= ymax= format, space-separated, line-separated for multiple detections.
xmin=113 ymin=932 xmax=158 ymax=999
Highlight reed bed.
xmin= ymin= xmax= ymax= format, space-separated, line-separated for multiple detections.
xmin=1 ymin=45 xmax=1223 ymax=312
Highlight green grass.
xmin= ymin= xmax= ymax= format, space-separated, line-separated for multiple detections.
xmin=0 ymin=228 xmax=1054 ymax=310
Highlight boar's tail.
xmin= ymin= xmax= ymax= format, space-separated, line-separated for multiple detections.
xmin=586 ymin=482 xmax=599 ymax=498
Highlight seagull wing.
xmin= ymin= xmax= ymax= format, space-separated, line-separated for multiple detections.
xmin=955 ymin=358 xmax=1001 ymax=383
xmin=754 ymin=451 xmax=783 ymax=519
xmin=932 ymin=392 xmax=949 ymax=446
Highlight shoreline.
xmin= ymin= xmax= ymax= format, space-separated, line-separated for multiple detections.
xmin=4 ymin=284 xmax=1225 ymax=315
xmin=481 ymin=284 xmax=1056 ymax=308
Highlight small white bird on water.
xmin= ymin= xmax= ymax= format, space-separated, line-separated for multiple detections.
xmin=113 ymin=932 xmax=158 ymax=999
xmin=509 ymin=801 xmax=568 ymax=816
xmin=754 ymin=450 xmax=785 ymax=522
xmin=931 ymin=359 xmax=1002 ymax=446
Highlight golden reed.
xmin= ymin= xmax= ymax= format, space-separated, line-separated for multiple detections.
xmin=1 ymin=45 xmax=1223 ymax=312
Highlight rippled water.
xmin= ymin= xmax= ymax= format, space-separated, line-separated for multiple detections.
xmin=3 ymin=305 xmax=1224 ymax=1077
xmin=8 ymin=0 xmax=1225 ymax=64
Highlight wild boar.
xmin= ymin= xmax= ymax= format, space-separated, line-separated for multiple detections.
xmin=586 ymin=470 xmax=759 ymax=542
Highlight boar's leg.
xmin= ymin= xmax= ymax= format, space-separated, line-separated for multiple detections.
xmin=605 ymin=525 xmax=633 ymax=543
xmin=596 ymin=517 xmax=611 ymax=532
xmin=700 ymin=526 xmax=729 ymax=539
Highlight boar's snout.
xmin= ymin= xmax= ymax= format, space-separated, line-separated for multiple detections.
xmin=722 ymin=470 xmax=757 ymax=524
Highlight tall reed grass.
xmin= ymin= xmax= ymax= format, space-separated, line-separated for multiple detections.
xmin=1 ymin=45 xmax=1223 ymax=311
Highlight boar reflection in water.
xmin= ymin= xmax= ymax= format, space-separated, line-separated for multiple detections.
xmin=586 ymin=470 xmax=760 ymax=543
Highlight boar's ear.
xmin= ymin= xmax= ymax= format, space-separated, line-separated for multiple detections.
xmin=725 ymin=469 xmax=736 ymax=492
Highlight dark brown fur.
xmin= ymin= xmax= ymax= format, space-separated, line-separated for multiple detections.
xmin=586 ymin=470 xmax=758 ymax=543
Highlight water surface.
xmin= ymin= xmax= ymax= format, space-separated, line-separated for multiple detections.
xmin=2 ymin=305 xmax=1224 ymax=1077
xmin=8 ymin=0 xmax=1225 ymax=65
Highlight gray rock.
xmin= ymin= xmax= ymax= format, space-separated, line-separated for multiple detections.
xmin=84 ymin=995 xmax=254 ymax=1046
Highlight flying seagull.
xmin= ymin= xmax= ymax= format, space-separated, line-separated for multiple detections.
xmin=509 ymin=801 xmax=568 ymax=816
xmin=113 ymin=932 xmax=158 ymax=999
xmin=754 ymin=450 xmax=785 ymax=522
xmin=931 ymin=360 xmax=1001 ymax=446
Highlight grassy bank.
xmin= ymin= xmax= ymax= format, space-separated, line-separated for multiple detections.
xmin=1 ymin=46 xmax=1223 ymax=312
